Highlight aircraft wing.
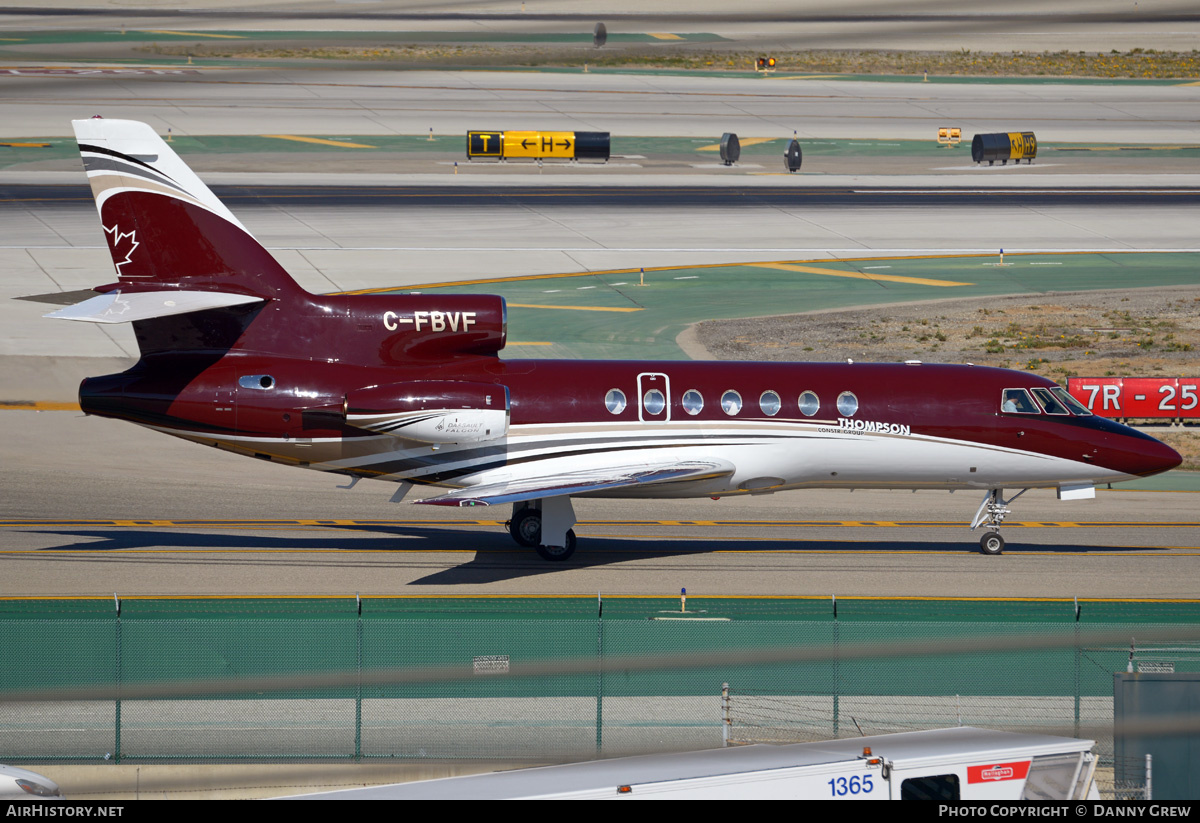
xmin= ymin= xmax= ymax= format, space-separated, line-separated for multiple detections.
xmin=44 ymin=289 xmax=264 ymax=323
xmin=414 ymin=459 xmax=734 ymax=507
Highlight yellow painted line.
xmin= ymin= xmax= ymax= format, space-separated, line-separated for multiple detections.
xmin=647 ymin=33 xmax=683 ymax=40
xmin=769 ymin=250 xmax=1155 ymax=266
xmin=347 ymin=251 xmax=1017 ymax=292
xmin=261 ymin=134 xmax=377 ymax=149
xmin=506 ymin=341 xmax=553 ymax=346
xmin=0 ymin=142 xmax=51 ymax=148
xmin=696 ymin=137 xmax=779 ymax=151
xmin=746 ymin=262 xmax=972 ymax=287
xmin=0 ymin=38 xmax=25 ymax=41
xmin=507 ymin=303 xmax=642 ymax=312
xmin=141 ymin=30 xmax=245 ymax=39
xmin=7 ymin=544 xmax=1196 ymax=559
xmin=775 ymin=74 xmax=842 ymax=80
xmin=0 ymin=401 xmax=79 ymax=411
xmin=1177 ymin=80 xmax=1200 ymax=87
xmin=5 ymin=520 xmax=1195 ymax=529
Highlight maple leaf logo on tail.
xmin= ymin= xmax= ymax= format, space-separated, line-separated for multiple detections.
xmin=103 ymin=224 xmax=140 ymax=276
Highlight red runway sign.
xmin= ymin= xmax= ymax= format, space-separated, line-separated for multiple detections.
xmin=1067 ymin=377 xmax=1200 ymax=419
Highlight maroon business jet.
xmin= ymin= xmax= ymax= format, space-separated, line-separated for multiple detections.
xmin=43 ymin=119 xmax=1181 ymax=560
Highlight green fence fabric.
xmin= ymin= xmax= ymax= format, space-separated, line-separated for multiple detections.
xmin=1 ymin=597 xmax=1197 ymax=767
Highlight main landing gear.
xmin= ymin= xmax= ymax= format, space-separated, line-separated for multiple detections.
xmin=969 ymin=488 xmax=1028 ymax=556
xmin=505 ymin=497 xmax=578 ymax=561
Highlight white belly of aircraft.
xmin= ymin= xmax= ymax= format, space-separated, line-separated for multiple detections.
xmin=153 ymin=420 xmax=1134 ymax=497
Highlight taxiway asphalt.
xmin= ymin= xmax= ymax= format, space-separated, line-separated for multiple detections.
xmin=1 ymin=412 xmax=1197 ymax=599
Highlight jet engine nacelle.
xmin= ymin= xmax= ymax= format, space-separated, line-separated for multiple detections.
xmin=344 ymin=381 xmax=509 ymax=443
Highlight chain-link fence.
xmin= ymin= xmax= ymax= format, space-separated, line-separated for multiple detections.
xmin=1101 ymin=754 xmax=1152 ymax=800
xmin=1 ymin=595 xmax=1197 ymax=797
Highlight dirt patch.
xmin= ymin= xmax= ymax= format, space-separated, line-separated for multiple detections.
xmin=138 ymin=45 xmax=1200 ymax=80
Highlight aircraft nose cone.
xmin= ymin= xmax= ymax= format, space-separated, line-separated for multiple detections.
xmin=1135 ymin=437 xmax=1183 ymax=477
xmin=1089 ymin=425 xmax=1182 ymax=478
xmin=1107 ymin=434 xmax=1182 ymax=478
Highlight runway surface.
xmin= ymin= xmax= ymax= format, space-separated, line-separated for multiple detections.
xmin=6 ymin=0 xmax=1200 ymax=58
xmin=7 ymin=180 xmax=1198 ymax=372
xmin=10 ymin=183 xmax=1200 ymax=208
xmin=4 ymin=64 xmax=1199 ymax=143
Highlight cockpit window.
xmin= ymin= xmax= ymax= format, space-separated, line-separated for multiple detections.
xmin=1001 ymin=389 xmax=1039 ymax=414
xmin=1050 ymin=387 xmax=1092 ymax=416
xmin=1032 ymin=387 xmax=1071 ymax=415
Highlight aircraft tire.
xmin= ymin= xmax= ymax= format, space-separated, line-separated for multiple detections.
xmin=979 ymin=532 xmax=1005 ymax=556
xmin=509 ymin=508 xmax=541 ymax=547
xmin=536 ymin=529 xmax=577 ymax=562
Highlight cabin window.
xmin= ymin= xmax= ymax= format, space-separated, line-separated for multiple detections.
xmin=759 ymin=390 xmax=781 ymax=416
xmin=836 ymin=391 xmax=859 ymax=417
xmin=643 ymin=389 xmax=666 ymax=416
xmin=798 ymin=390 xmax=820 ymax=417
xmin=1001 ymin=388 xmax=1039 ymax=414
xmin=682 ymin=389 xmax=704 ymax=415
xmin=901 ymin=774 xmax=960 ymax=801
xmin=721 ymin=390 xmax=742 ymax=416
xmin=1050 ymin=386 xmax=1092 ymax=416
xmin=239 ymin=375 xmax=275 ymax=390
xmin=1031 ymin=387 xmax=1070 ymax=415
xmin=605 ymin=388 xmax=626 ymax=415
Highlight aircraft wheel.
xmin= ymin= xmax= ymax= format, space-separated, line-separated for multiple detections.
xmin=536 ymin=529 xmax=577 ymax=562
xmin=509 ymin=508 xmax=541 ymax=548
xmin=979 ymin=532 xmax=1005 ymax=556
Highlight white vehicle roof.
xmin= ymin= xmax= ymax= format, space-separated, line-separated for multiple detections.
xmin=291 ymin=727 xmax=1095 ymax=800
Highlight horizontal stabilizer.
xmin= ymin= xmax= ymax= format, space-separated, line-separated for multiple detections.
xmin=44 ymin=289 xmax=263 ymax=324
xmin=415 ymin=459 xmax=734 ymax=507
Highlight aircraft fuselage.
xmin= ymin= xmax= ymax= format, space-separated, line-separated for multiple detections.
xmin=80 ymin=350 xmax=1178 ymax=499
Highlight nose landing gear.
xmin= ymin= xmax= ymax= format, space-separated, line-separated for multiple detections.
xmin=978 ymin=531 xmax=1005 ymax=556
xmin=970 ymin=488 xmax=1027 ymax=555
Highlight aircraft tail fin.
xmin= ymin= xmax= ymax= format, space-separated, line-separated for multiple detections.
xmin=72 ymin=118 xmax=304 ymax=300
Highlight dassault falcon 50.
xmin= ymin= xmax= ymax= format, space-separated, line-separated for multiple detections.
xmin=42 ymin=118 xmax=1182 ymax=560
